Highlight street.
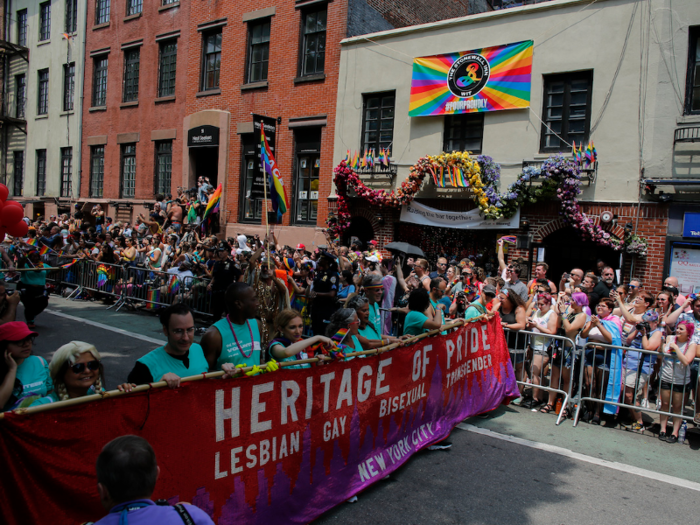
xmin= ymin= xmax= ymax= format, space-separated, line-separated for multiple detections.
xmin=21 ymin=296 xmax=700 ymax=524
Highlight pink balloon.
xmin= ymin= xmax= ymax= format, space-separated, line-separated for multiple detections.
xmin=1 ymin=205 xmax=23 ymax=225
xmin=0 ymin=184 xmax=8 ymax=203
xmin=6 ymin=220 xmax=27 ymax=238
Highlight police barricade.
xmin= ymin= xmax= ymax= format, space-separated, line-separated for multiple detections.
xmin=76 ymin=260 xmax=126 ymax=304
xmin=573 ymin=341 xmax=700 ymax=429
xmin=178 ymin=275 xmax=213 ymax=317
xmin=118 ymin=266 xmax=182 ymax=311
xmin=504 ymin=328 xmax=577 ymax=425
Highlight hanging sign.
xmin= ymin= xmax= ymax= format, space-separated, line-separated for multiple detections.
xmin=400 ymin=200 xmax=519 ymax=229
xmin=682 ymin=212 xmax=700 ymax=238
xmin=409 ymin=40 xmax=533 ymax=117
xmin=187 ymin=125 xmax=220 ymax=147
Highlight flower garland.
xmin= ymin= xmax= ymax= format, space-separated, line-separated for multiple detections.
xmin=328 ymin=152 xmax=645 ymax=253
xmin=624 ymin=233 xmax=648 ymax=258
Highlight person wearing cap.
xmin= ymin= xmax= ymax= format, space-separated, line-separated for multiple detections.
xmin=208 ymin=241 xmax=242 ymax=321
xmin=463 ymin=284 xmax=497 ymax=321
xmin=367 ymin=240 xmax=383 ymax=263
xmin=0 ymin=321 xmax=53 ymax=411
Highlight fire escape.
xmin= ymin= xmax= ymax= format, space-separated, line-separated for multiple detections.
xmin=0 ymin=35 xmax=28 ymax=187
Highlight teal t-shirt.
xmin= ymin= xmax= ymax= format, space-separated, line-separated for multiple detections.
xmin=368 ymin=302 xmax=382 ymax=336
xmin=4 ymin=355 xmax=53 ymax=411
xmin=464 ymin=301 xmax=487 ymax=321
xmin=213 ymin=317 xmax=262 ymax=370
xmin=21 ymin=269 xmax=47 ymax=286
xmin=359 ymin=323 xmax=382 ymax=342
xmin=269 ymin=342 xmax=311 ymax=369
xmin=403 ymin=311 xmax=430 ymax=336
xmin=137 ymin=343 xmax=209 ymax=382
xmin=343 ymin=335 xmax=365 ymax=361
xmin=30 ymin=385 xmax=101 ymax=407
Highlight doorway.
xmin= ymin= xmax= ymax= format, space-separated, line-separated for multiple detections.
xmin=190 ymin=147 xmax=219 ymax=189
xmin=541 ymin=226 xmax=620 ymax=281
xmin=344 ymin=216 xmax=374 ymax=248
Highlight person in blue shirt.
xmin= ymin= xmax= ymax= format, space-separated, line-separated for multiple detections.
xmin=403 ymin=288 xmax=446 ymax=337
xmin=336 ymin=270 xmax=356 ymax=302
xmin=0 ymin=321 xmax=53 ymax=410
xmin=128 ymin=304 xmax=209 ymax=387
xmin=93 ymin=435 xmax=214 ymax=525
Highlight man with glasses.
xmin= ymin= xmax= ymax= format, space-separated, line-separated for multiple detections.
xmin=625 ymin=278 xmax=642 ymax=305
xmin=429 ymin=257 xmax=448 ymax=281
xmin=558 ymin=268 xmax=584 ymax=294
xmin=127 ymin=304 xmax=208 ymax=387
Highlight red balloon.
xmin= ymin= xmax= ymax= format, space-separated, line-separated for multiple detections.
xmin=4 ymin=200 xmax=23 ymax=209
xmin=1 ymin=204 xmax=23 ymax=225
xmin=0 ymin=184 xmax=8 ymax=203
xmin=6 ymin=221 xmax=27 ymax=238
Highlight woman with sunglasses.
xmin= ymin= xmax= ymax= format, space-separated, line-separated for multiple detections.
xmin=0 ymin=322 xmax=52 ymax=411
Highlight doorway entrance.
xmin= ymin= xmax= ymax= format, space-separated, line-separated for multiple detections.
xmin=344 ymin=216 xmax=374 ymax=248
xmin=190 ymin=147 xmax=219 ymax=190
xmin=541 ymin=226 xmax=620 ymax=281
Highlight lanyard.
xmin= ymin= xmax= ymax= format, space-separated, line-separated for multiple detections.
xmin=110 ymin=502 xmax=150 ymax=525
xmin=226 ymin=317 xmax=254 ymax=358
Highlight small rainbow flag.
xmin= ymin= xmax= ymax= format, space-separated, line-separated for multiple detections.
xmin=331 ymin=327 xmax=349 ymax=345
xmin=167 ymin=276 xmax=180 ymax=295
xmin=60 ymin=259 xmax=79 ymax=268
xmin=97 ymin=264 xmax=112 ymax=287
xmin=261 ymin=121 xmax=289 ymax=223
xmin=499 ymin=235 xmax=517 ymax=245
xmin=26 ymin=238 xmax=37 ymax=246
xmin=201 ymin=183 xmax=222 ymax=223
xmin=38 ymin=245 xmax=49 ymax=256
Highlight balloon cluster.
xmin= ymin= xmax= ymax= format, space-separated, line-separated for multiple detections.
xmin=0 ymin=184 xmax=28 ymax=240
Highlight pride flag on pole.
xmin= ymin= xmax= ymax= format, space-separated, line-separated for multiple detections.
xmin=260 ymin=121 xmax=289 ymax=222
xmin=201 ymin=184 xmax=222 ymax=223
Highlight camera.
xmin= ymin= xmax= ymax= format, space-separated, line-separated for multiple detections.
xmin=636 ymin=322 xmax=651 ymax=333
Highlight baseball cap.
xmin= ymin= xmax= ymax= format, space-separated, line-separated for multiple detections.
xmin=0 ymin=322 xmax=38 ymax=342
xmin=366 ymin=255 xmax=380 ymax=263
xmin=296 ymin=243 xmax=306 ymax=250
xmin=482 ymin=284 xmax=497 ymax=297
xmin=369 ymin=240 xmax=378 ymax=246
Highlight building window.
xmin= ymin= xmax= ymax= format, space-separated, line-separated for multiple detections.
xmin=158 ymin=40 xmax=177 ymax=97
xmin=540 ymin=71 xmax=593 ymax=152
xmin=122 ymin=49 xmax=140 ymax=102
xmin=90 ymin=146 xmax=105 ymax=198
xmin=13 ymin=152 xmax=24 ymax=197
xmin=39 ymin=2 xmax=51 ymax=42
xmin=126 ymin=0 xmax=142 ymax=16
xmin=443 ymin=114 xmax=484 ymax=154
xmin=247 ymin=20 xmax=270 ymax=83
xmin=36 ymin=150 xmax=47 ymax=197
xmin=61 ymin=147 xmax=73 ymax=198
xmin=37 ymin=69 xmax=50 ymax=115
xmin=15 ymin=75 xmax=26 ymax=119
xmin=63 ymin=62 xmax=75 ymax=112
xmin=241 ymin=137 xmax=263 ymax=222
xmin=301 ymin=9 xmax=326 ymax=77
xmin=293 ymin=128 xmax=321 ymax=225
xmin=685 ymin=27 xmax=700 ymax=114
xmin=120 ymin=144 xmax=136 ymax=198
xmin=95 ymin=0 xmax=110 ymax=25
xmin=92 ymin=56 xmax=108 ymax=107
xmin=17 ymin=9 xmax=28 ymax=46
xmin=65 ymin=0 xmax=78 ymax=33
xmin=201 ymin=31 xmax=221 ymax=91
xmin=154 ymin=141 xmax=172 ymax=195
xmin=162 ymin=0 xmax=178 ymax=5
xmin=361 ymin=91 xmax=395 ymax=154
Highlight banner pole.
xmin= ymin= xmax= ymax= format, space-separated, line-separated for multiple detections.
xmin=262 ymin=120 xmax=271 ymax=270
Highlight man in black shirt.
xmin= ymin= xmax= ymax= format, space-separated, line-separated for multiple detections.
xmin=208 ymin=242 xmax=242 ymax=320
xmin=592 ymin=266 xmax=615 ymax=309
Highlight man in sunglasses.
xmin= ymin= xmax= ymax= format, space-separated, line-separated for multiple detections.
xmin=429 ymin=257 xmax=448 ymax=281
xmin=128 ymin=304 xmax=208 ymax=388
xmin=625 ymin=278 xmax=642 ymax=304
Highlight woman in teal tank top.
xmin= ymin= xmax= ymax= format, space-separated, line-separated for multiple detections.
xmin=268 ymin=309 xmax=332 ymax=369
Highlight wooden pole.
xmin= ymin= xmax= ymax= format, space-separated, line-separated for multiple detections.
xmin=262 ymin=120 xmax=271 ymax=271
xmin=0 ymin=317 xmax=484 ymax=420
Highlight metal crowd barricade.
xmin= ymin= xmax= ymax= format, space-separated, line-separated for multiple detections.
xmin=117 ymin=266 xmax=182 ymax=311
xmin=75 ymin=260 xmax=126 ymax=305
xmin=573 ymin=341 xmax=700 ymax=428
xmin=504 ymin=328 xmax=577 ymax=425
xmin=178 ymin=275 xmax=213 ymax=317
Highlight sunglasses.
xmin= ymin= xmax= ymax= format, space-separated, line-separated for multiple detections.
xmin=70 ymin=360 xmax=100 ymax=374
xmin=627 ymin=284 xmax=637 ymax=289
xmin=10 ymin=335 xmax=36 ymax=346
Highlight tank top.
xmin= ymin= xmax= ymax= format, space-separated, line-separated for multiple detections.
xmin=660 ymin=339 xmax=691 ymax=385
xmin=213 ymin=317 xmax=262 ymax=370
xmin=502 ymin=308 xmax=526 ymax=350
xmin=137 ymin=344 xmax=209 ymax=382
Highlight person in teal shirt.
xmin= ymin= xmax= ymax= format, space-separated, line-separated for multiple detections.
xmin=326 ymin=308 xmax=364 ymax=360
xmin=128 ymin=304 xmax=208 ymax=386
xmin=202 ymin=282 xmax=264 ymax=372
xmin=0 ymin=322 xmax=53 ymax=410
xmin=347 ymin=295 xmax=404 ymax=350
xmin=268 ymin=309 xmax=332 ymax=368
xmin=403 ymin=288 xmax=445 ymax=337
xmin=18 ymin=250 xmax=48 ymax=329
xmin=463 ymin=284 xmax=497 ymax=321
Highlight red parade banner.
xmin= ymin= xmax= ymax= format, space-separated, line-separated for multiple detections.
xmin=0 ymin=317 xmax=518 ymax=524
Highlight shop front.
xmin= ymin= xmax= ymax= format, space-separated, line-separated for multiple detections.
xmin=664 ymin=207 xmax=700 ymax=295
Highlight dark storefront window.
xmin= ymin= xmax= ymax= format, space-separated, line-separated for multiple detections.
xmin=443 ymin=114 xmax=484 ymax=154
xmin=95 ymin=0 xmax=110 ymax=25
xmin=13 ymin=152 xmax=24 ymax=197
xmin=36 ymin=150 xmax=47 ymax=197
xmin=63 ymin=62 xmax=75 ymax=111
xmin=15 ymin=74 xmax=26 ymax=119
xmin=158 ymin=40 xmax=178 ymax=97
xmin=685 ymin=27 xmax=700 ymax=114
xmin=61 ymin=147 xmax=73 ymax=198
xmin=37 ymin=69 xmax=50 ymax=115
xmin=93 ymin=56 xmax=108 ymax=107
xmin=293 ymin=128 xmax=321 ymax=225
xmin=17 ymin=9 xmax=27 ymax=47
xmin=39 ymin=2 xmax=51 ymax=42
xmin=154 ymin=141 xmax=172 ymax=195
xmin=201 ymin=31 xmax=221 ymax=91
xmin=123 ymin=48 xmax=140 ymax=102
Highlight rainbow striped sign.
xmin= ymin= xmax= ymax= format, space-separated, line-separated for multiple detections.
xmin=409 ymin=40 xmax=533 ymax=117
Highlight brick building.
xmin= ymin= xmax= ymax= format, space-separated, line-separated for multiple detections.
xmin=76 ymin=0 xmax=482 ymax=244
xmin=79 ymin=0 xmax=190 ymax=223
xmin=333 ymin=0 xmax=700 ymax=290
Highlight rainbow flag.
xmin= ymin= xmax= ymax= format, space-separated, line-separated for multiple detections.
xmin=260 ymin=121 xmax=289 ymax=222
xmin=60 ymin=258 xmax=79 ymax=268
xmin=97 ymin=264 xmax=112 ymax=287
xmin=38 ymin=245 xmax=49 ymax=256
xmin=202 ymin=183 xmax=222 ymax=223
xmin=499 ymin=235 xmax=517 ymax=245
xmin=26 ymin=238 xmax=37 ymax=246
xmin=167 ymin=276 xmax=180 ymax=295
xmin=331 ymin=327 xmax=349 ymax=345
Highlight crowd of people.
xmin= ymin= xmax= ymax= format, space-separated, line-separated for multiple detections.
xmin=1 ymin=219 xmax=699 ymax=448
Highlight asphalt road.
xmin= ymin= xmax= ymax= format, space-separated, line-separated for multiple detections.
xmin=17 ymin=296 xmax=700 ymax=524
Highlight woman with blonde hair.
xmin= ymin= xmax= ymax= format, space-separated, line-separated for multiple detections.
xmin=268 ymin=309 xmax=332 ymax=369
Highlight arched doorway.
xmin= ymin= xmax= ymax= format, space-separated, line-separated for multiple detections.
xmin=343 ymin=216 xmax=374 ymax=248
xmin=541 ymin=226 xmax=620 ymax=281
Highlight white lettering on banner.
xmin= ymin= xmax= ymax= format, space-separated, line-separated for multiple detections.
xmin=358 ymin=365 xmax=373 ymax=402
xmin=251 ymin=382 xmax=274 ymax=434
xmin=400 ymin=200 xmax=519 ymax=230
xmin=375 ymin=358 xmax=392 ymax=395
xmin=323 ymin=416 xmax=347 ymax=442
xmin=215 ymin=387 xmax=240 ymax=442
xmin=358 ymin=453 xmax=388 ymax=482
xmin=281 ymin=380 xmax=300 ymax=425
xmin=379 ymin=383 xmax=427 ymax=417
xmin=444 ymin=98 xmax=488 ymax=112
xmin=320 ymin=372 xmax=336 ymax=413
xmin=336 ymin=369 xmax=353 ymax=410
xmin=387 ymin=423 xmax=436 ymax=465
xmin=445 ymin=354 xmax=493 ymax=388
xmin=215 ymin=431 xmax=301 ymax=478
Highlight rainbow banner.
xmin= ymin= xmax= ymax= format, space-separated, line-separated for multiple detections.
xmin=202 ymin=183 xmax=222 ymax=223
xmin=409 ymin=40 xmax=533 ymax=117
xmin=261 ymin=121 xmax=289 ymax=223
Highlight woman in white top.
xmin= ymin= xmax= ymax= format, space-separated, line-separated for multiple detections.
xmin=525 ymin=292 xmax=558 ymax=408
xmin=658 ymin=321 xmax=697 ymax=443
